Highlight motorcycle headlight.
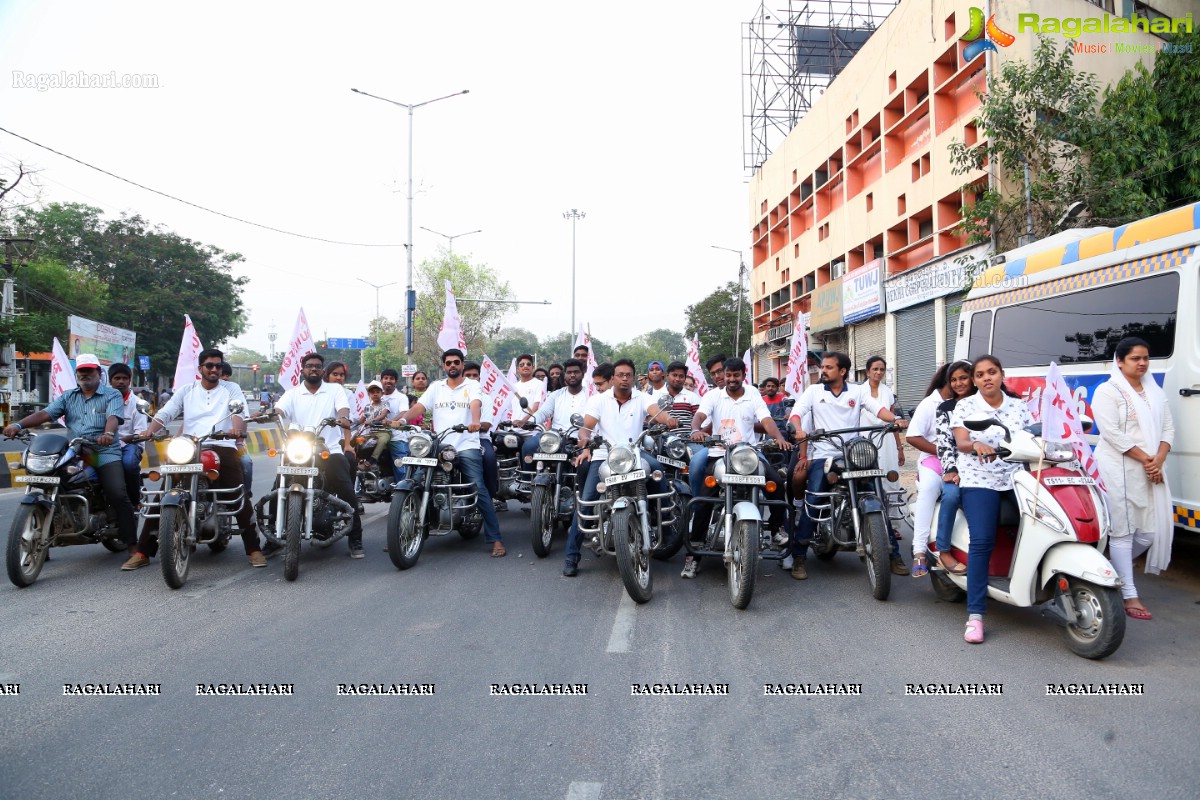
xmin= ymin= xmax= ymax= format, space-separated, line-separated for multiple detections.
xmin=847 ymin=438 xmax=878 ymax=470
xmin=642 ymin=434 xmax=656 ymax=452
xmin=25 ymin=453 xmax=59 ymax=474
xmin=539 ymin=430 xmax=562 ymax=454
xmin=408 ymin=433 xmax=433 ymax=459
xmin=730 ymin=444 xmax=759 ymax=475
xmin=440 ymin=445 xmax=457 ymax=463
xmin=665 ymin=437 xmax=688 ymax=461
xmin=1043 ymin=442 xmax=1074 ymax=463
xmin=286 ymin=437 xmax=314 ymax=465
xmin=167 ymin=437 xmax=197 ymax=465
xmin=608 ymin=446 xmax=635 ymax=475
xmin=503 ymin=433 xmax=519 ymax=449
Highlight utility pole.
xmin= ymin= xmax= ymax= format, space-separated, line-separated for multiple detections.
xmin=563 ymin=209 xmax=586 ymax=335
xmin=357 ymin=278 xmax=397 ymax=320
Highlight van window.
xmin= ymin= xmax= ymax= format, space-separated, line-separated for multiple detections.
xmin=990 ymin=272 xmax=1178 ymax=366
xmin=967 ymin=310 xmax=992 ymax=362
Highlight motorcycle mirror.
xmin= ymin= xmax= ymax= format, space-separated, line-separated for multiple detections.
xmin=783 ymin=398 xmax=796 ymax=408
xmin=1079 ymin=415 xmax=1094 ymax=434
xmin=657 ymin=395 xmax=674 ymax=411
xmin=570 ymin=413 xmax=584 ymax=427
xmin=135 ymin=398 xmax=151 ymax=414
xmin=519 ymin=396 xmax=529 ymax=409
xmin=962 ymin=415 xmax=998 ymax=432
xmin=228 ymin=399 xmax=245 ymax=414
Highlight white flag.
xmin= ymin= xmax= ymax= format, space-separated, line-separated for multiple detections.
xmin=479 ymin=355 xmax=519 ymax=424
xmin=742 ymin=347 xmax=754 ymax=385
xmin=573 ymin=324 xmax=599 ymax=397
xmin=783 ymin=313 xmax=810 ymax=399
xmin=436 ymin=280 xmax=467 ymax=355
xmin=172 ymin=314 xmax=205 ymax=392
xmin=50 ymin=337 xmax=77 ymax=400
xmin=279 ymin=308 xmax=316 ymax=389
xmin=685 ymin=334 xmax=708 ymax=397
xmin=351 ymin=380 xmax=367 ymax=419
xmin=1040 ymin=361 xmax=1105 ymax=490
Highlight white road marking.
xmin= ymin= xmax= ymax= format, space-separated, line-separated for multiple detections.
xmin=565 ymin=781 xmax=603 ymax=800
xmin=605 ymin=589 xmax=636 ymax=654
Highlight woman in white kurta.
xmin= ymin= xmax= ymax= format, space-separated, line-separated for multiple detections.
xmin=1093 ymin=337 xmax=1174 ymax=620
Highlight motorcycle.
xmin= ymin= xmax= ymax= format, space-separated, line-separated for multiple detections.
xmin=352 ymin=422 xmax=397 ymax=506
xmin=254 ymin=415 xmax=357 ymax=582
xmin=386 ymin=423 xmax=484 ymax=570
xmin=139 ymin=400 xmax=252 ymax=589
xmin=686 ymin=437 xmax=788 ymax=609
xmin=923 ymin=416 xmax=1125 ymax=659
xmin=526 ymin=414 xmax=583 ymax=558
xmin=574 ymin=425 xmax=679 ymax=604
xmin=5 ymin=400 xmax=151 ymax=587
xmin=491 ymin=401 xmax=536 ymax=503
xmin=802 ymin=422 xmax=906 ymax=601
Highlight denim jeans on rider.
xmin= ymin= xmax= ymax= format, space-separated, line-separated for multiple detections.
xmin=120 ymin=442 xmax=144 ymax=507
xmin=935 ymin=480 xmax=963 ymax=553
xmin=479 ymin=437 xmax=499 ymax=498
xmin=520 ymin=432 xmax=543 ymax=466
xmin=455 ymin=448 xmax=502 ymax=543
xmin=388 ymin=438 xmax=411 ymax=482
xmin=960 ymin=486 xmax=1002 ymax=616
xmin=791 ymin=460 xmax=829 ymax=561
xmin=688 ymin=446 xmax=710 ymax=500
xmin=240 ymin=450 xmax=253 ymax=499
xmin=565 ymin=453 xmax=668 ymax=569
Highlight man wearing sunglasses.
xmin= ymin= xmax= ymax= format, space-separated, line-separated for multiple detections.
xmin=399 ymin=349 xmax=505 ymax=557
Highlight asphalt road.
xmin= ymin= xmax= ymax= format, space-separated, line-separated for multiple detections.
xmin=1 ymin=453 xmax=1198 ymax=800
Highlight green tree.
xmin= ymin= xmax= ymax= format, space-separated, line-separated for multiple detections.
xmin=0 ymin=258 xmax=109 ymax=353
xmin=362 ymin=317 xmax=407 ymax=380
xmin=488 ymin=327 xmax=540 ymax=369
xmin=410 ymin=251 xmax=514 ymax=369
xmin=613 ymin=328 xmax=686 ymax=372
xmin=683 ymin=281 xmax=750 ymax=363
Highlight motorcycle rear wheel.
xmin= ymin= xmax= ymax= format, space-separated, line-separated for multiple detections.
xmin=728 ymin=519 xmax=759 ymax=610
xmin=613 ymin=507 xmax=652 ymax=604
xmin=862 ymin=510 xmax=891 ymax=602
xmin=387 ymin=490 xmax=425 ymax=570
xmin=1060 ymin=579 xmax=1125 ymax=660
xmin=530 ymin=485 xmax=554 ymax=558
xmin=283 ymin=498 xmax=303 ymax=582
xmin=159 ymin=505 xmax=192 ymax=590
xmin=6 ymin=505 xmax=49 ymax=587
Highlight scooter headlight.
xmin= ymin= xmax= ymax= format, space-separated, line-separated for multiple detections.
xmin=25 ymin=453 xmax=59 ymax=474
xmin=408 ymin=433 xmax=433 ymax=459
xmin=539 ymin=430 xmax=562 ymax=454
xmin=730 ymin=444 xmax=759 ymax=475
xmin=1043 ymin=442 xmax=1074 ymax=463
xmin=166 ymin=437 xmax=197 ymax=465
xmin=286 ymin=437 xmax=314 ymax=465
xmin=608 ymin=446 xmax=635 ymax=475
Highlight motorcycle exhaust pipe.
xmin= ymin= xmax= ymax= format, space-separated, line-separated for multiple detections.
xmin=313 ymin=490 xmax=355 ymax=519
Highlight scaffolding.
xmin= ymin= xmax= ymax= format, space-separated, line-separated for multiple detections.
xmin=743 ymin=0 xmax=898 ymax=172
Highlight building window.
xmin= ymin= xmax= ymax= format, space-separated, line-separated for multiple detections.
xmin=897 ymin=194 xmax=907 ymax=214
xmin=866 ymin=193 xmax=874 ymax=211
xmin=888 ymin=71 xmax=897 ymax=93
xmin=945 ymin=13 xmax=957 ymax=41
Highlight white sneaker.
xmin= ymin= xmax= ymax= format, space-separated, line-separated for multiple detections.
xmin=773 ymin=531 xmax=789 ymax=546
xmin=681 ymin=556 xmax=699 ymax=579
xmin=781 ymin=554 xmax=794 ymax=570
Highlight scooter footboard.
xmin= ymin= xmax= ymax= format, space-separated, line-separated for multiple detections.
xmin=1039 ymin=543 xmax=1122 ymax=590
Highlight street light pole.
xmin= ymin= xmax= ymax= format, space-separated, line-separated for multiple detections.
xmin=563 ymin=209 xmax=586 ymax=335
xmin=711 ymin=245 xmax=747 ymax=354
xmin=351 ymin=86 xmax=469 ymax=354
xmin=419 ymin=226 xmax=482 ymax=254
xmin=357 ymin=278 xmax=398 ymax=320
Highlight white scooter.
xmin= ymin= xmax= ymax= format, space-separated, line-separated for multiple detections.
xmin=922 ymin=415 xmax=1125 ymax=659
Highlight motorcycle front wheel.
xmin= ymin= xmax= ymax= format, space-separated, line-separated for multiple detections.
xmin=613 ymin=507 xmax=652 ymax=604
xmin=387 ymin=490 xmax=426 ymax=570
xmin=6 ymin=504 xmax=49 ymax=588
xmin=861 ymin=510 xmax=891 ymax=602
xmin=283 ymin=497 xmax=303 ymax=582
xmin=530 ymin=485 xmax=554 ymax=558
xmin=728 ymin=518 xmax=760 ymax=610
xmin=159 ymin=504 xmax=192 ymax=590
xmin=1060 ymin=579 xmax=1125 ymax=660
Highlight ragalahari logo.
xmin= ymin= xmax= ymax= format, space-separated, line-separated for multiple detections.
xmin=962 ymin=6 xmax=1016 ymax=61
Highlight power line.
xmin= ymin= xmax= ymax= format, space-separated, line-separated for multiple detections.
xmin=0 ymin=125 xmax=406 ymax=248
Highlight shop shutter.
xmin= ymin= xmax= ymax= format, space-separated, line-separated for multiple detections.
xmin=852 ymin=317 xmax=887 ymax=368
xmin=894 ymin=302 xmax=937 ymax=411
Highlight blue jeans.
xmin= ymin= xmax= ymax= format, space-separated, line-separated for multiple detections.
xmin=688 ymin=446 xmax=710 ymax=499
xmin=480 ymin=437 xmax=499 ymax=497
xmin=961 ymin=487 xmax=1002 ymax=615
xmin=791 ymin=461 xmax=828 ymax=560
xmin=241 ymin=451 xmax=253 ymax=498
xmin=389 ymin=438 xmax=411 ymax=480
xmin=520 ymin=432 xmax=543 ymax=465
xmin=565 ymin=452 xmax=668 ymax=568
xmin=935 ymin=480 xmax=962 ymax=552
xmin=456 ymin=448 xmax=501 ymax=543
xmin=120 ymin=443 xmax=144 ymax=507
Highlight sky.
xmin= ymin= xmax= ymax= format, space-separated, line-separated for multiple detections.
xmin=0 ymin=0 xmax=766 ymax=362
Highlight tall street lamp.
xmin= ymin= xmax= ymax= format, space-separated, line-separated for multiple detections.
xmin=419 ymin=226 xmax=482 ymax=253
xmin=711 ymin=245 xmax=747 ymax=355
xmin=563 ymin=209 xmax=586 ymax=335
xmin=357 ymin=278 xmax=398 ymax=320
xmin=351 ymin=86 xmax=470 ymax=354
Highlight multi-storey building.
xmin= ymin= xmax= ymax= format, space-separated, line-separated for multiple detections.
xmin=748 ymin=0 xmax=1190 ymax=407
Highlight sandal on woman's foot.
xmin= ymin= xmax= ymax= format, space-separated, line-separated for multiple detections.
xmin=937 ymin=553 xmax=967 ymax=575
xmin=964 ymin=619 xmax=985 ymax=644
xmin=910 ymin=554 xmax=928 ymax=578
xmin=1125 ymin=606 xmax=1152 ymax=620
xmin=491 ymin=542 xmax=506 ymax=558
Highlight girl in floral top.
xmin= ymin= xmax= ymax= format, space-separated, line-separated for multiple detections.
xmin=929 ymin=361 xmax=977 ymax=575
xmin=950 ymin=355 xmax=1033 ymax=644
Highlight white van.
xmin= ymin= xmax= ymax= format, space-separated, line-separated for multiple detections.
xmin=953 ymin=201 xmax=1199 ymax=533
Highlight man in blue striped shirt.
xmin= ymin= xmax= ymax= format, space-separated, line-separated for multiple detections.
xmin=4 ymin=353 xmax=139 ymax=553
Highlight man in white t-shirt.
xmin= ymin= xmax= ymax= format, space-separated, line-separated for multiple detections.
xmin=272 ymin=352 xmax=364 ymax=558
xmin=400 ymin=349 xmax=505 ymax=556
xmin=462 ymin=361 xmax=501 ymax=504
xmin=786 ymin=352 xmax=907 ymax=579
xmin=522 ymin=357 xmax=589 ymax=463
xmin=562 ymin=358 xmax=677 ymax=577
xmin=509 ymin=353 xmax=544 ymax=422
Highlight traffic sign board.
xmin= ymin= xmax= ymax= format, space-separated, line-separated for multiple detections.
xmin=401 ymin=364 xmax=418 ymax=377
xmin=137 ymin=356 xmax=150 ymax=370
xmin=326 ymin=338 xmax=373 ymax=350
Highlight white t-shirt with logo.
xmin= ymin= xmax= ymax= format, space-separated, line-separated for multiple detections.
xmin=698 ymin=387 xmax=772 ymax=452
xmin=790 ymin=382 xmax=885 ymax=460
xmin=583 ymin=389 xmax=656 ymax=461
xmin=420 ymin=379 xmax=483 ymax=452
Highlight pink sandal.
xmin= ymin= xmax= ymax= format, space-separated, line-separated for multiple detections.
xmin=964 ymin=619 xmax=985 ymax=644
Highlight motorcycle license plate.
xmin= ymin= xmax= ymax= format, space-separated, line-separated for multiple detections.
xmin=1043 ymin=476 xmax=1096 ymax=487
xmin=536 ymin=453 xmax=568 ymax=461
xmin=15 ymin=475 xmax=59 ymax=485
xmin=278 ymin=466 xmax=319 ymax=477
xmin=606 ymin=468 xmax=645 ymax=485
xmin=659 ymin=457 xmax=687 ymax=470
xmin=841 ymin=469 xmax=885 ymax=479
xmin=159 ymin=464 xmax=203 ymax=474
xmin=722 ymin=474 xmax=765 ymax=485
xmin=401 ymin=457 xmax=438 ymax=467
